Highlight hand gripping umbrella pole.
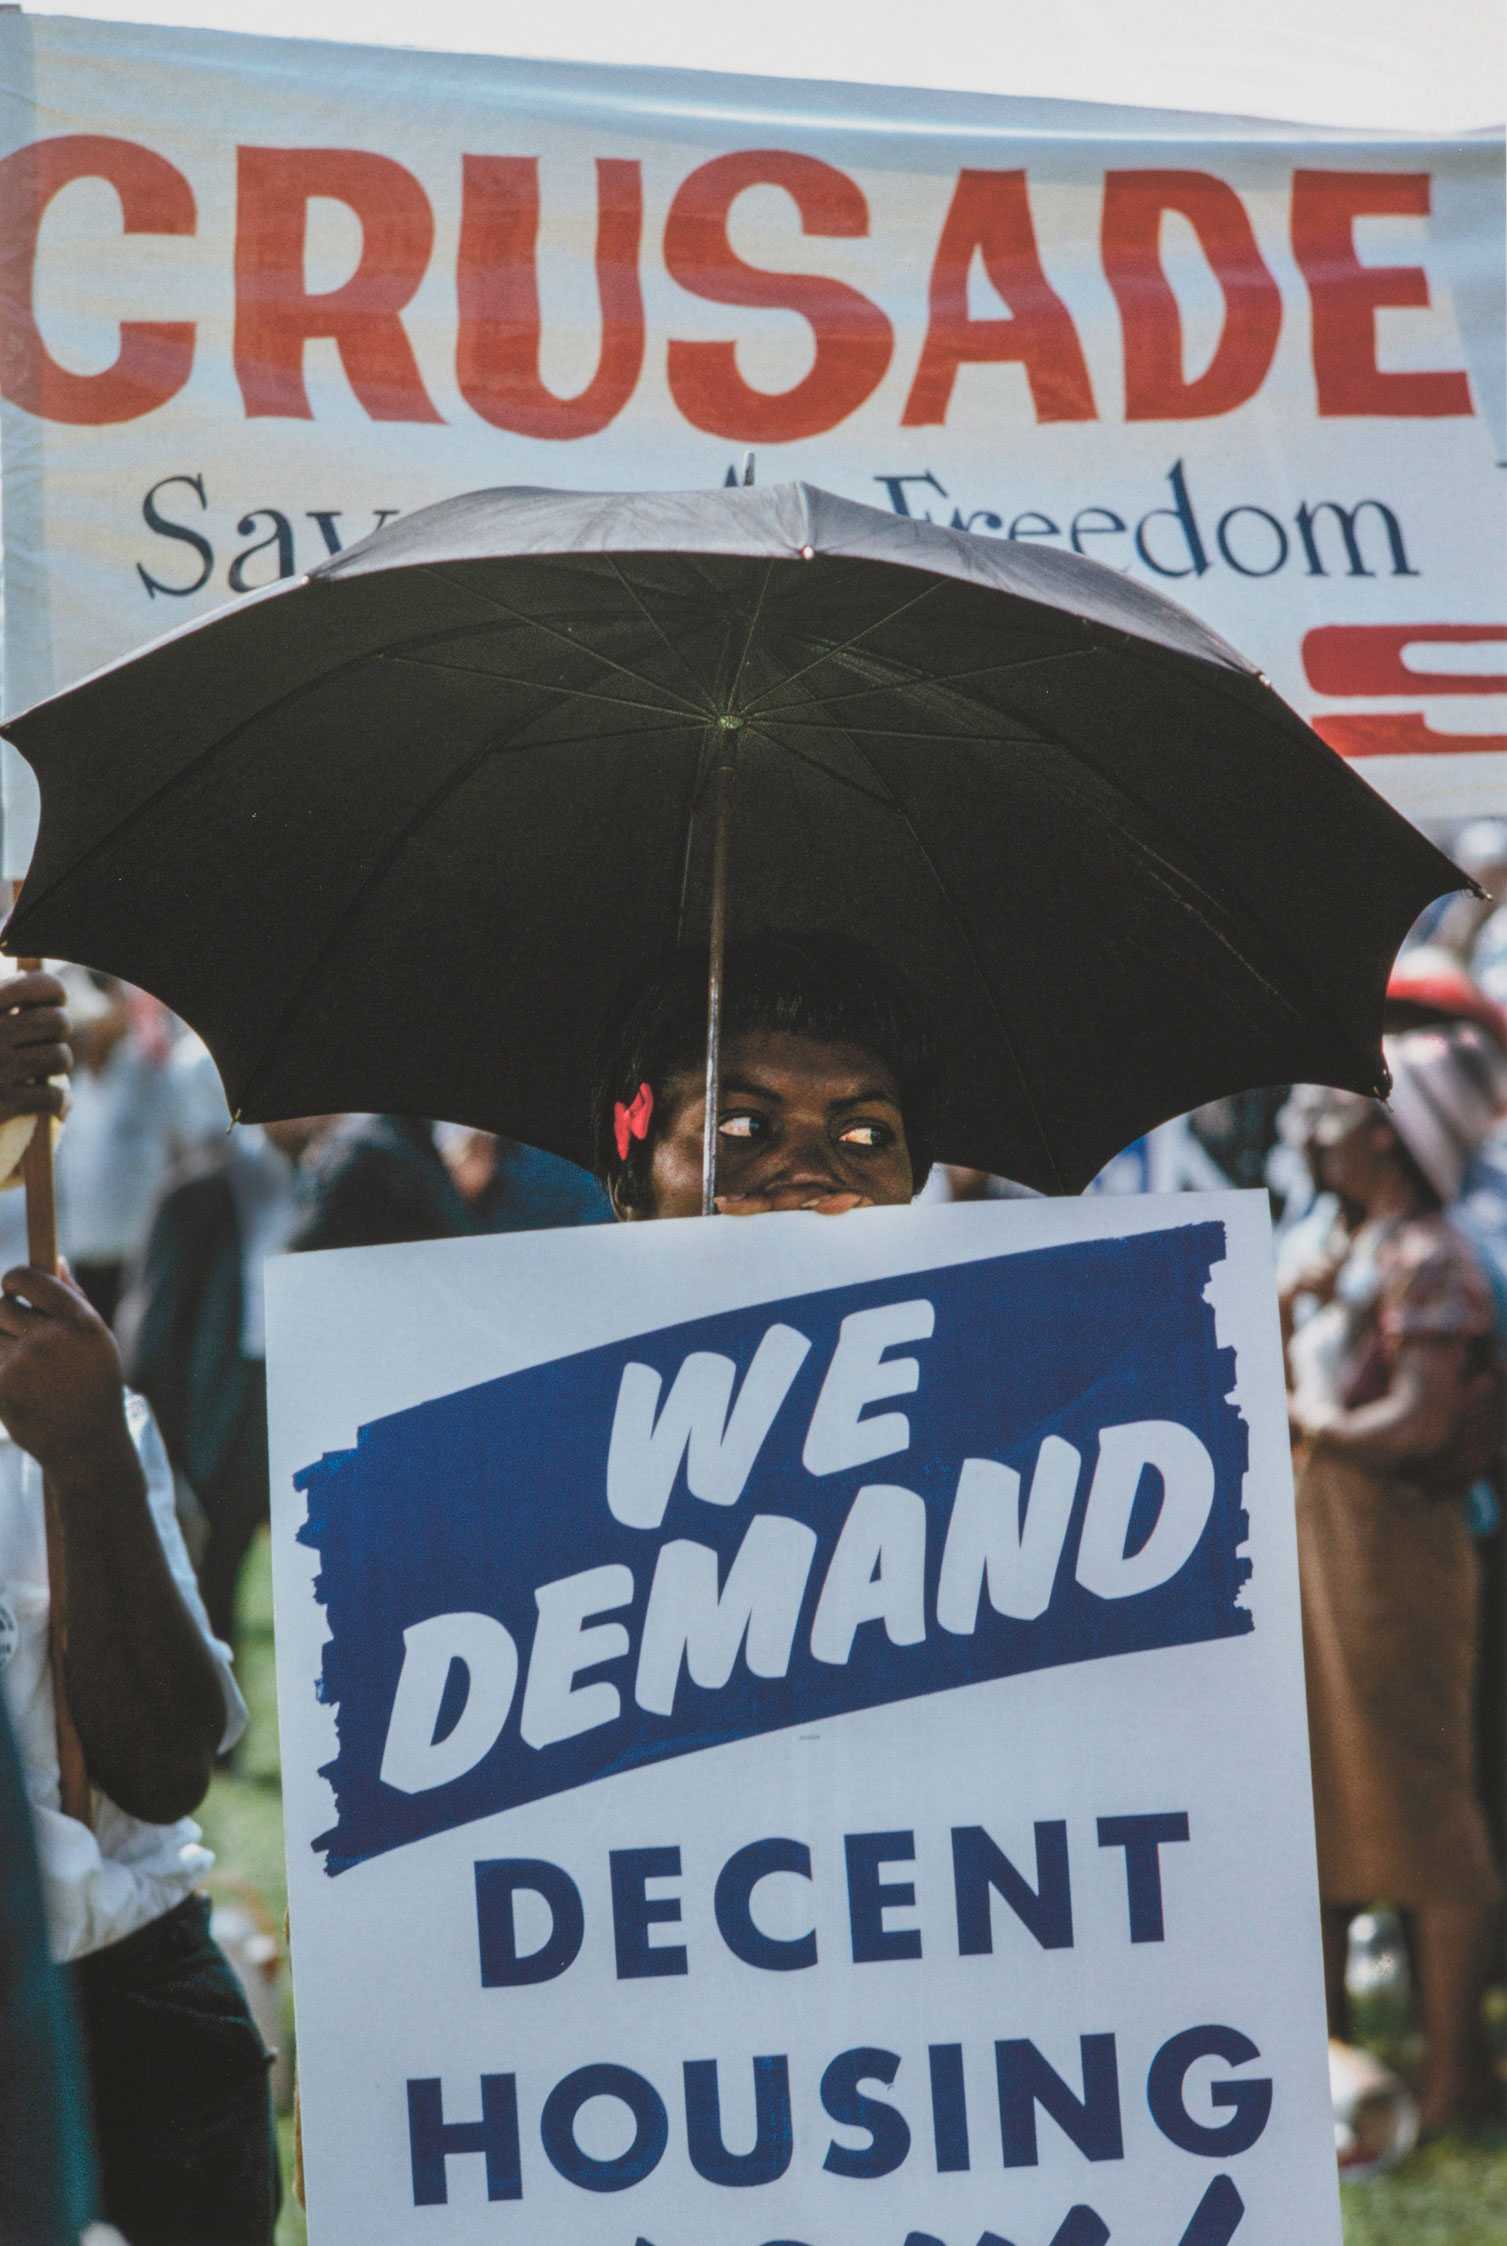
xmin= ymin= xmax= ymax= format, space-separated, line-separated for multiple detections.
xmin=6 ymin=900 xmax=91 ymax=1825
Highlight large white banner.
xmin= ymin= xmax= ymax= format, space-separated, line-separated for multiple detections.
xmin=0 ymin=10 xmax=1502 ymax=873
xmin=268 ymin=1193 xmax=1339 ymax=2243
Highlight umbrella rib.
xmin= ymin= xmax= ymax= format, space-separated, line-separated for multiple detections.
xmin=674 ymin=720 xmax=897 ymax=949
xmin=754 ymin=644 xmax=1094 ymax=720
xmin=1006 ymin=703 xmax=1386 ymax=1064
xmin=231 ymin=732 xmax=519 ymax=1117
xmin=740 ymin=580 xmax=946 ymax=716
xmin=1108 ymin=846 xmax=1304 ymax=1013
xmin=603 ymin=556 xmax=716 ymax=708
xmin=726 ymin=560 xmax=778 ymax=713
xmin=380 ymin=651 xmax=692 ymax=723
xmin=6 ymin=644 xmax=402 ymax=929
xmin=742 ymin=721 xmax=895 ymax=807
xmin=230 ymin=709 xmax=700 ymax=1118
xmin=831 ymin=684 xmax=1306 ymax=1021
xmin=823 ymin=632 xmax=1384 ymax=1069
xmin=908 ymin=675 xmax=1370 ymax=1062
xmin=8 ymin=624 xmax=701 ymax=936
xmin=673 ymin=733 xmax=713 ymax=948
xmin=825 ymin=726 xmax=1067 ymax=1192
xmin=768 ymin=720 xmax=1043 ymax=746
xmin=413 ymin=564 xmax=708 ymax=718
xmin=814 ymin=699 xmax=1292 ymax=1014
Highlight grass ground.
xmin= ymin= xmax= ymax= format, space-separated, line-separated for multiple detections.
xmin=197 ymin=1536 xmax=305 ymax=2246
xmin=1340 ymin=2140 xmax=1507 ymax=2245
xmin=201 ymin=1531 xmax=1507 ymax=2246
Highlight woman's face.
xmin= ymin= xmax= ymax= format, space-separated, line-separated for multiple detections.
xmin=623 ymin=1027 xmax=916 ymax=1221
xmin=1309 ymin=1090 xmax=1389 ymax=1207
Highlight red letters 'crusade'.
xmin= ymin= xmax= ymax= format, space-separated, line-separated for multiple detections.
xmin=458 ymin=156 xmax=645 ymax=440
xmin=234 ymin=147 xmax=443 ymax=422
xmin=0 ymin=140 xmax=1476 ymax=433
xmin=1102 ymin=170 xmax=1282 ymax=421
xmin=664 ymin=150 xmax=894 ymax=442
xmin=0 ymin=134 xmax=196 ymax=424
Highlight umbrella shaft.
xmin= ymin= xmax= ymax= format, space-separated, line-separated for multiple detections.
xmin=700 ymin=742 xmax=738 ymax=1217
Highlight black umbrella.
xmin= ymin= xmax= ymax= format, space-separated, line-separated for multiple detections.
xmin=1 ymin=481 xmax=1462 ymax=1198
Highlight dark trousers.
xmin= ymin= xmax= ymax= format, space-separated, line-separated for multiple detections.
xmin=67 ymin=1892 xmax=279 ymax=2246
xmin=71 ymin=1258 xmax=124 ymax=1330
xmin=197 ymin=1363 xmax=271 ymax=1651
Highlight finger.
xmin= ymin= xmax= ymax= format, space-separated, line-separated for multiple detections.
xmin=0 ymin=971 xmax=68 ymax=1012
xmin=0 ymin=1083 xmax=66 ymax=1119
xmin=0 ymin=1298 xmax=33 ymax=1340
xmin=810 ymin=1193 xmax=872 ymax=1214
xmin=0 ymin=1041 xmax=71 ymax=1080
xmin=0 ymin=1005 xmax=69 ymax=1048
xmin=713 ymin=1192 xmax=800 ymax=1215
xmin=0 ymin=1267 xmax=93 ymax=1324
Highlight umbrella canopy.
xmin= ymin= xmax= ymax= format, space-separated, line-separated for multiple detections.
xmin=2 ymin=481 xmax=1462 ymax=1193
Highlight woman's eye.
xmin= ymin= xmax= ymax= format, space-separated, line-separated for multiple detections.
xmin=838 ymin=1120 xmax=893 ymax=1149
xmin=718 ymin=1111 xmax=766 ymax=1140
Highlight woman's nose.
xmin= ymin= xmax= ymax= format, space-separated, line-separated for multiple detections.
xmin=766 ymin=1122 xmax=842 ymax=1185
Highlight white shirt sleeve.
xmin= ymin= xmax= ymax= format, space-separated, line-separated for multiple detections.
xmin=167 ymin=1033 xmax=232 ymax=1145
xmin=126 ymin=1390 xmax=248 ymax=1756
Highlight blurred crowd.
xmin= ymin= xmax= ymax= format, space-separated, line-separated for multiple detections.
xmin=12 ymin=817 xmax=1507 ymax=2234
xmin=0 ymin=978 xmax=617 ymax=2242
xmin=5 ymin=975 xmax=611 ymax=1650
xmin=1160 ymin=814 xmax=1507 ymax=2150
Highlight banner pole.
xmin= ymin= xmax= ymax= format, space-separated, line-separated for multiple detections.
xmin=6 ymin=890 xmax=91 ymax=1825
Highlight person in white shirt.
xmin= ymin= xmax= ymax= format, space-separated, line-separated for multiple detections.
xmin=0 ymin=969 xmax=277 ymax=2244
xmin=54 ymin=971 xmax=228 ymax=1328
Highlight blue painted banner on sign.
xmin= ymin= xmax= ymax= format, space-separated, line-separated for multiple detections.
xmin=299 ymin=1221 xmax=1249 ymax=1874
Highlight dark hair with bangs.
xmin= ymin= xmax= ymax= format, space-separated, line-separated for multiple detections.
xmin=593 ymin=930 xmax=937 ymax=1211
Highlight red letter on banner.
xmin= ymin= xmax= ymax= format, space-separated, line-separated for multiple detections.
xmin=665 ymin=151 xmax=893 ymax=441
xmin=235 ymin=148 xmax=442 ymax=422
xmin=457 ymin=157 xmax=644 ymax=438
xmin=903 ymin=170 xmax=1095 ymax=427
xmin=1102 ymin=170 xmax=1281 ymax=420
xmin=1311 ymin=712 xmax=1507 ymax=758
xmin=1305 ymin=623 xmax=1506 ymax=698
xmin=1304 ymin=623 xmax=1506 ymax=758
xmin=0 ymin=136 xmax=195 ymax=424
xmin=1291 ymin=172 xmax=1471 ymax=417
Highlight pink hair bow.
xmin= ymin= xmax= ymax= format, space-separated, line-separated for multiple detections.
xmin=613 ymin=1081 xmax=654 ymax=1161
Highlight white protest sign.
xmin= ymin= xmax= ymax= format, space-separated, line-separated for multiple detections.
xmin=0 ymin=13 xmax=1502 ymax=879
xmin=268 ymin=1192 xmax=1339 ymax=2245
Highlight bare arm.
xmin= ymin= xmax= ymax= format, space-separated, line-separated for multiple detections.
xmin=0 ymin=1267 xmax=225 ymax=1822
xmin=1297 ymin=1336 xmax=1473 ymax=1471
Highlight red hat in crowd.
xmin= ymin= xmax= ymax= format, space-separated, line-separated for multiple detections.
xmin=1384 ymin=945 xmax=1507 ymax=1051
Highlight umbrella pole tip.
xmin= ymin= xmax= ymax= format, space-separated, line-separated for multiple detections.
xmin=741 ymin=451 xmax=756 ymax=487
